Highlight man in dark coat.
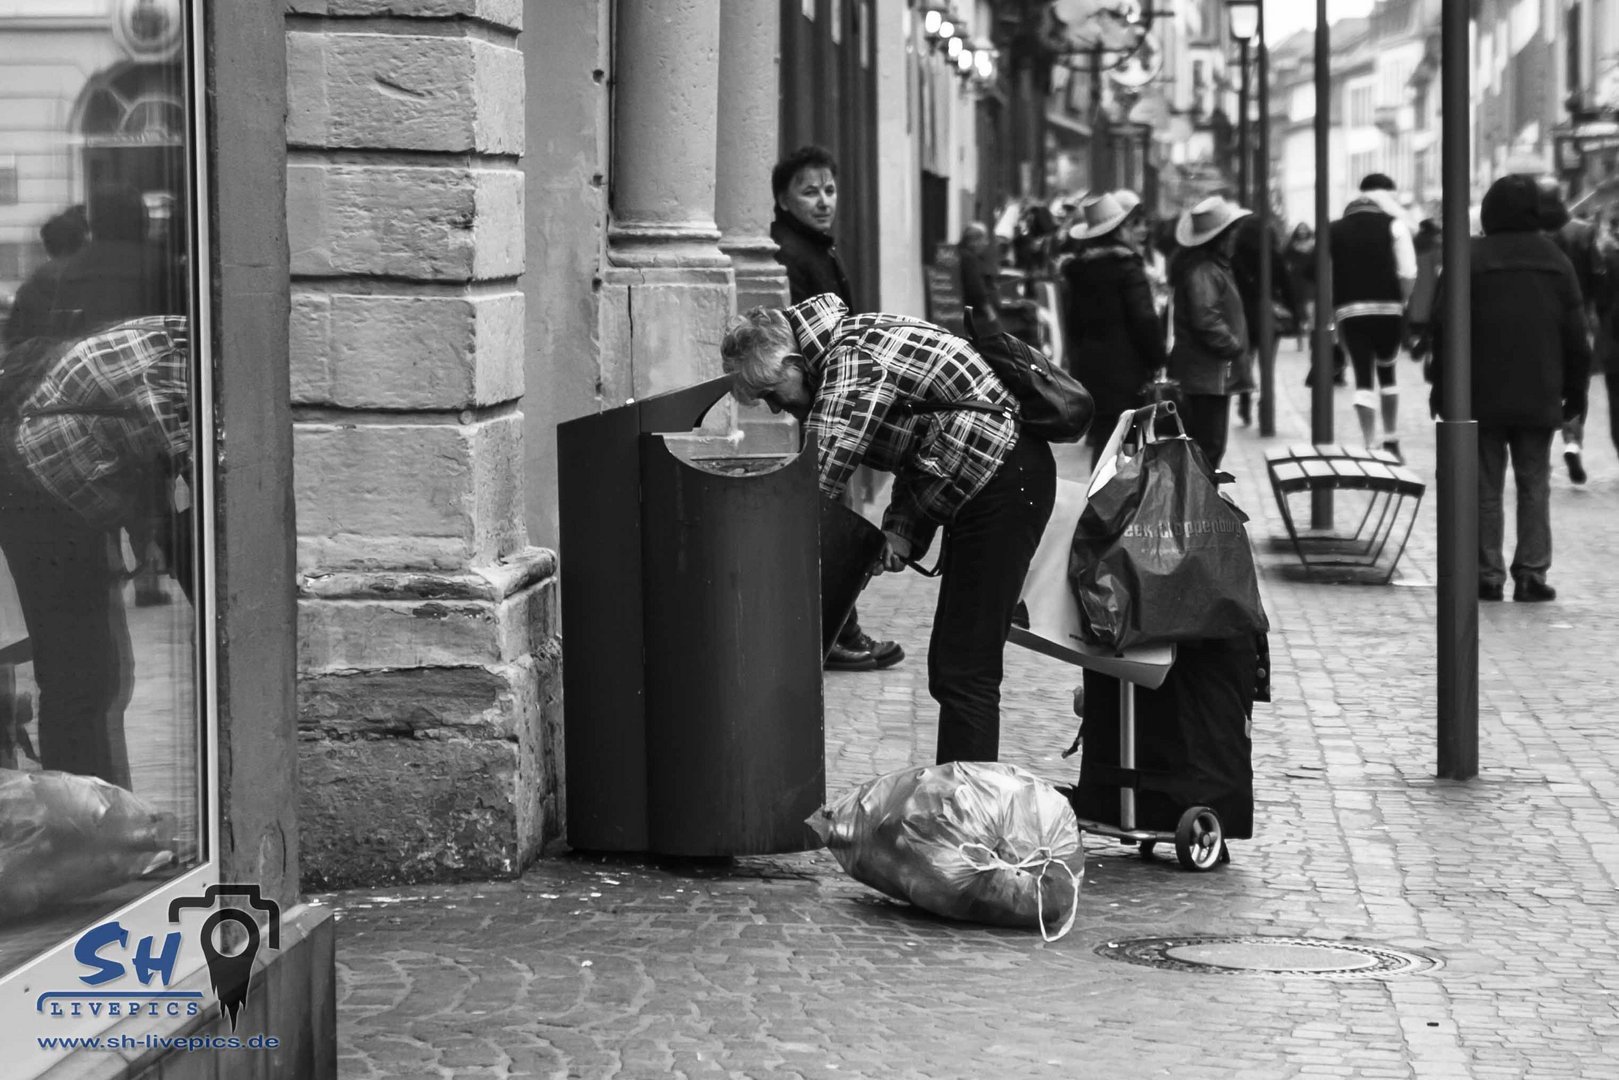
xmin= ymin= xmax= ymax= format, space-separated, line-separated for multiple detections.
xmin=1230 ymin=211 xmax=1301 ymax=426
xmin=769 ymin=145 xmax=902 ymax=671
xmin=1430 ymin=174 xmax=1591 ymax=603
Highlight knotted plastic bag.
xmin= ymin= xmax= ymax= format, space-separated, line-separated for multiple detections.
xmin=0 ymin=769 xmax=178 ymax=923
xmin=808 ymin=761 xmax=1084 ymax=941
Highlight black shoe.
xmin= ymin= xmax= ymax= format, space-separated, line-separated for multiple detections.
xmin=1565 ymin=449 xmax=1587 ymax=484
xmin=1381 ymin=439 xmax=1404 ymax=465
xmin=1512 ymin=578 xmax=1557 ymax=603
xmin=844 ymin=629 xmax=904 ymax=669
xmin=1478 ymin=581 xmax=1504 ymax=602
xmin=824 ymin=643 xmax=878 ymax=671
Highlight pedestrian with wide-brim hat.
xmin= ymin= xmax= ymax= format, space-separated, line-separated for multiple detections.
xmin=1167 ymin=196 xmax=1252 ymax=467
xmin=1063 ymin=191 xmax=1167 ymax=468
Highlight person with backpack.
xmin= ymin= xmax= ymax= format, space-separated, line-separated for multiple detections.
xmin=720 ymin=293 xmax=1056 ymax=765
xmin=1329 ymin=173 xmax=1418 ymax=464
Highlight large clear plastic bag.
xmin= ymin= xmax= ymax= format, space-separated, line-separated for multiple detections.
xmin=0 ymin=769 xmax=177 ymax=923
xmin=809 ymin=761 xmax=1084 ymax=941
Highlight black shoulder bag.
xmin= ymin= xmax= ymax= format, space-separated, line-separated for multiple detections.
xmin=906 ymin=307 xmax=1094 ymax=443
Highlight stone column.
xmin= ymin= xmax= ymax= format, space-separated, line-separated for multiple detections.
xmin=715 ymin=0 xmax=788 ymax=313
xmin=285 ymin=0 xmax=562 ymax=888
xmin=599 ymin=0 xmax=735 ymax=405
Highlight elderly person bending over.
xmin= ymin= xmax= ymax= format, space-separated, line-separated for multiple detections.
xmin=722 ymin=293 xmax=1056 ymax=764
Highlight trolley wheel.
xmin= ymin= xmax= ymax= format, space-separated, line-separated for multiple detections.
xmin=1139 ymin=840 xmax=1156 ymax=859
xmin=1174 ymin=806 xmax=1224 ymax=872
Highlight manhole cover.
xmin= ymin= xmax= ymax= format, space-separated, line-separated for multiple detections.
xmin=1096 ymin=936 xmax=1438 ymax=980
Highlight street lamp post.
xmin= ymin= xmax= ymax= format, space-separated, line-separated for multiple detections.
xmin=1311 ymin=0 xmax=1334 ymax=528
xmin=1228 ymin=1 xmax=1272 ymax=435
xmin=1256 ymin=2 xmax=1274 ymax=436
xmin=1436 ymin=0 xmax=1478 ymax=779
xmin=1229 ymin=2 xmax=1258 ymax=204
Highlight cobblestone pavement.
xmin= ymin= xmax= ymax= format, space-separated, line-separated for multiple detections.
xmin=324 ymin=343 xmax=1619 ymax=1079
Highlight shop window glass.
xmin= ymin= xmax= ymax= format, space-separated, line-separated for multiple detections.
xmin=0 ymin=0 xmax=206 ymax=998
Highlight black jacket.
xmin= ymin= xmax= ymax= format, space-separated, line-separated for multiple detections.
xmin=1231 ymin=216 xmax=1300 ymax=341
xmin=1168 ymin=246 xmax=1248 ymax=396
xmin=1062 ymin=241 xmax=1166 ymax=426
xmin=1430 ymin=178 xmax=1591 ymax=427
xmin=771 ymin=209 xmax=854 ymax=308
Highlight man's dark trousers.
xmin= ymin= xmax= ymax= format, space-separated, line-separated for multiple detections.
xmin=930 ymin=431 xmax=1056 ymax=764
xmin=1477 ymin=425 xmax=1554 ymax=588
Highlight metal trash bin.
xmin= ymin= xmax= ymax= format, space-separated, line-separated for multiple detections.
xmin=557 ymin=375 xmax=883 ymax=856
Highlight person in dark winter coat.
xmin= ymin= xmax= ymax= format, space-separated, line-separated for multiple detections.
xmin=1168 ymin=196 xmax=1251 ymax=468
xmin=1230 ymin=211 xmax=1301 ymax=425
xmin=1061 ymin=191 xmax=1167 ymax=467
xmin=1429 ymin=173 xmax=1591 ymax=603
xmin=769 ymin=145 xmax=901 ymax=671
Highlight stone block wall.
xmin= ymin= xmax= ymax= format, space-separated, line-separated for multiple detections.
xmin=285 ymin=0 xmax=561 ymax=890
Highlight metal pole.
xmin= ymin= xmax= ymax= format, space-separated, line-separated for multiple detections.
xmin=1310 ymin=0 xmax=1334 ymax=527
xmin=1238 ymin=38 xmax=1251 ymax=205
xmin=1257 ymin=2 xmax=1275 ymax=437
xmin=1436 ymin=0 xmax=1478 ymax=780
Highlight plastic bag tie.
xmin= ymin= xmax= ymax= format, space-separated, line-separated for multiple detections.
xmin=957 ymin=842 xmax=1081 ymax=943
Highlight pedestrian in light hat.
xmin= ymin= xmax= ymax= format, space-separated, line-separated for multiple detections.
xmin=1167 ymin=195 xmax=1251 ymax=467
xmin=1063 ymin=191 xmax=1167 ymax=468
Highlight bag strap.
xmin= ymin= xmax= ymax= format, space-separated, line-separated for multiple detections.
xmin=828 ymin=315 xmax=1018 ymax=425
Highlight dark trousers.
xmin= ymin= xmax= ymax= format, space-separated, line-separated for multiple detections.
xmin=1477 ymin=425 xmax=1554 ymax=588
xmin=1180 ymin=394 xmax=1231 ymax=469
xmin=0 ymin=493 xmax=133 ymax=787
xmin=930 ymin=432 xmax=1056 ymax=764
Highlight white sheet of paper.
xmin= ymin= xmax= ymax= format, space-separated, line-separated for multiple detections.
xmin=1012 ymin=476 xmax=1174 ymax=688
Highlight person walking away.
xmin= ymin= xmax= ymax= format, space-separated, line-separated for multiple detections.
xmin=1284 ymin=222 xmax=1319 ymax=351
xmin=770 ymin=145 xmax=902 ymax=672
xmin=1596 ymin=216 xmax=1619 ymax=462
xmin=1329 ymin=173 xmax=1417 ymax=463
xmin=1231 ymin=210 xmax=1302 ymax=427
xmin=1062 ymin=191 xmax=1166 ymax=471
xmin=1545 ymin=195 xmax=1603 ymax=484
xmin=721 ymin=295 xmax=1056 ymax=763
xmin=1167 ymin=196 xmax=1251 ymax=469
xmin=1429 ymin=174 xmax=1590 ymax=603
xmin=1406 ymin=219 xmax=1442 ymax=364
xmin=958 ymin=221 xmax=1003 ymax=336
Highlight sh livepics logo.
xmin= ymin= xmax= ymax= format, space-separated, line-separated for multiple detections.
xmin=37 ymin=884 xmax=281 ymax=1031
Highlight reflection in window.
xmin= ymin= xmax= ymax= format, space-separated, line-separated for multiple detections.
xmin=0 ymin=6 xmax=200 ymax=978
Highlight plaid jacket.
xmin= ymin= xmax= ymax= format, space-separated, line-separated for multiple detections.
xmin=11 ymin=316 xmax=191 ymax=528
xmin=785 ymin=294 xmax=1018 ymax=555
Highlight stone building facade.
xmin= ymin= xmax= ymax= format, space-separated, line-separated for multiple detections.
xmin=288 ymin=0 xmax=1004 ymax=890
